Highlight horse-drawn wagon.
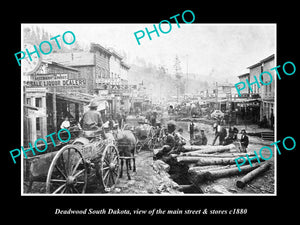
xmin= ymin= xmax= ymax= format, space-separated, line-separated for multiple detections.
xmin=24 ymin=129 xmax=120 ymax=194
xmin=123 ymin=115 xmax=162 ymax=153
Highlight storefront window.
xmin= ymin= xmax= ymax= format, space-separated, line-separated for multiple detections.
xmin=35 ymin=97 xmax=42 ymax=108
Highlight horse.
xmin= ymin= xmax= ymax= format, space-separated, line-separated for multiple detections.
xmin=112 ymin=129 xmax=137 ymax=180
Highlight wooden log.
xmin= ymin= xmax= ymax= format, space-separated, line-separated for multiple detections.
xmin=188 ymin=163 xmax=257 ymax=184
xmin=177 ymin=153 xmax=263 ymax=166
xmin=177 ymin=156 xmax=247 ymax=166
xmin=182 ymin=144 xmax=236 ymax=152
xmin=236 ymin=162 xmax=271 ymax=188
xmin=177 ymin=184 xmax=195 ymax=192
xmin=189 ymin=164 xmax=235 ymax=173
xmin=207 ymin=163 xmax=260 ymax=180
xmin=181 ymin=152 xmax=256 ymax=158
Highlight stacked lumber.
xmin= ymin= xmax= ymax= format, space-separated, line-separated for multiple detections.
xmin=175 ymin=144 xmax=271 ymax=189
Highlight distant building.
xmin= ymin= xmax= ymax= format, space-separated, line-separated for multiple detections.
xmin=24 ymin=60 xmax=86 ymax=93
xmin=23 ymin=60 xmax=91 ymax=146
xmin=120 ymin=61 xmax=130 ymax=82
xmin=247 ymin=62 xmax=262 ymax=97
xmin=43 ymin=43 xmax=131 ymax=114
xmin=108 ymin=49 xmax=123 ymax=84
xmin=260 ymin=54 xmax=275 ymax=128
xmin=237 ymin=73 xmax=250 ymax=97
xmin=242 ymin=54 xmax=275 ymax=128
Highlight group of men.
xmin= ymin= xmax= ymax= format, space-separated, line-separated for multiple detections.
xmin=189 ymin=120 xmax=249 ymax=153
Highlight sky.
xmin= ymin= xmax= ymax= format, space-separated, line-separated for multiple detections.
xmin=22 ymin=23 xmax=276 ymax=83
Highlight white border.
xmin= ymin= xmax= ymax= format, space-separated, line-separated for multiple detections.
xmin=20 ymin=23 xmax=277 ymax=196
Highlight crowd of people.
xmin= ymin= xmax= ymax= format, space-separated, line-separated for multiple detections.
xmin=58 ymin=100 xmax=250 ymax=155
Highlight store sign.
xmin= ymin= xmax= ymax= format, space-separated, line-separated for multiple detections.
xmin=34 ymin=73 xmax=68 ymax=80
xmin=110 ymin=84 xmax=130 ymax=94
xmin=24 ymin=79 xmax=86 ymax=87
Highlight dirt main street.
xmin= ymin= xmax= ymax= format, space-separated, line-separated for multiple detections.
xmin=110 ymin=150 xmax=182 ymax=194
xmin=111 ymin=120 xmax=275 ymax=195
xmin=25 ymin=120 xmax=275 ymax=195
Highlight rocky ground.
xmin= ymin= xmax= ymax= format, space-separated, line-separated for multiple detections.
xmin=24 ymin=118 xmax=275 ymax=195
xmin=109 ymin=151 xmax=182 ymax=194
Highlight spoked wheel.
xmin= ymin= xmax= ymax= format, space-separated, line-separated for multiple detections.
xmin=136 ymin=140 xmax=143 ymax=153
xmin=97 ymin=144 xmax=120 ymax=191
xmin=147 ymin=137 xmax=155 ymax=151
xmin=46 ymin=145 xmax=87 ymax=194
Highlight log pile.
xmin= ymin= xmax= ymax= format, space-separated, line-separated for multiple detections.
xmin=154 ymin=143 xmax=271 ymax=193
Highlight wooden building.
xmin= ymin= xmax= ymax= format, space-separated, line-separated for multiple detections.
xmin=23 ymin=60 xmax=90 ymax=147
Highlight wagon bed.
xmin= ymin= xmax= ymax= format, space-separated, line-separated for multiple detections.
xmin=24 ymin=131 xmax=120 ymax=194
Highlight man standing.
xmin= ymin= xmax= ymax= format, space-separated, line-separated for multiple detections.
xmin=200 ymin=129 xmax=207 ymax=145
xmin=189 ymin=120 xmax=195 ymax=141
xmin=240 ymin=129 xmax=249 ymax=153
xmin=212 ymin=122 xmax=227 ymax=145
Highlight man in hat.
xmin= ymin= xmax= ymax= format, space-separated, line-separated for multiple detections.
xmin=190 ymin=128 xmax=202 ymax=145
xmin=212 ymin=121 xmax=227 ymax=145
xmin=240 ymin=129 xmax=249 ymax=153
xmin=188 ymin=120 xmax=195 ymax=141
xmin=80 ymin=101 xmax=103 ymax=131
xmin=200 ymin=129 xmax=208 ymax=145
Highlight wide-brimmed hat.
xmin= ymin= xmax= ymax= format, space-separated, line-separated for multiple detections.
xmin=167 ymin=120 xmax=176 ymax=126
xmin=88 ymin=100 xmax=98 ymax=108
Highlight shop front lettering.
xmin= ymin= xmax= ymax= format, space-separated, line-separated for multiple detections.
xmin=235 ymin=61 xmax=296 ymax=97
xmin=9 ymin=128 xmax=71 ymax=164
xmin=134 ymin=10 xmax=195 ymax=45
xmin=24 ymin=79 xmax=86 ymax=87
xmin=235 ymin=136 xmax=296 ymax=171
xmin=15 ymin=31 xmax=76 ymax=66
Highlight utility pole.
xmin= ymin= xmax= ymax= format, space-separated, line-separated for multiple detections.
xmin=174 ymin=55 xmax=182 ymax=103
xmin=215 ymin=82 xmax=218 ymax=110
xmin=186 ymin=54 xmax=189 ymax=96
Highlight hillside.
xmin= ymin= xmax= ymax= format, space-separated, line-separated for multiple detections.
xmin=128 ymin=63 xmax=210 ymax=101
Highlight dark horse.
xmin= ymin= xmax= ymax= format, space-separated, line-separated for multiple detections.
xmin=113 ymin=129 xmax=137 ymax=180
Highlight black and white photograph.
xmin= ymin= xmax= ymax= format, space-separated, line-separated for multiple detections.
xmin=3 ymin=4 xmax=298 ymax=220
xmin=20 ymin=23 xmax=276 ymax=195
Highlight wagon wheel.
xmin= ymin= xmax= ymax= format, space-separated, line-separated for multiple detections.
xmin=136 ymin=140 xmax=143 ymax=153
xmin=147 ymin=137 xmax=156 ymax=152
xmin=97 ymin=144 xmax=120 ymax=191
xmin=46 ymin=145 xmax=87 ymax=194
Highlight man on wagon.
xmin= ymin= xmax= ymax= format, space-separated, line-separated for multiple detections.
xmin=80 ymin=100 xmax=105 ymax=139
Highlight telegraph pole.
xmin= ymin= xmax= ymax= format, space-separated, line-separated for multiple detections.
xmin=186 ymin=54 xmax=189 ymax=95
xmin=215 ymin=82 xmax=218 ymax=110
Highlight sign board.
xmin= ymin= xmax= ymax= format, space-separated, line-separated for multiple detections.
xmin=34 ymin=73 xmax=68 ymax=80
xmin=24 ymin=79 xmax=86 ymax=87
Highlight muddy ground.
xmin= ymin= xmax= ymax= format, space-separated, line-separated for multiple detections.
xmin=24 ymin=119 xmax=275 ymax=195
